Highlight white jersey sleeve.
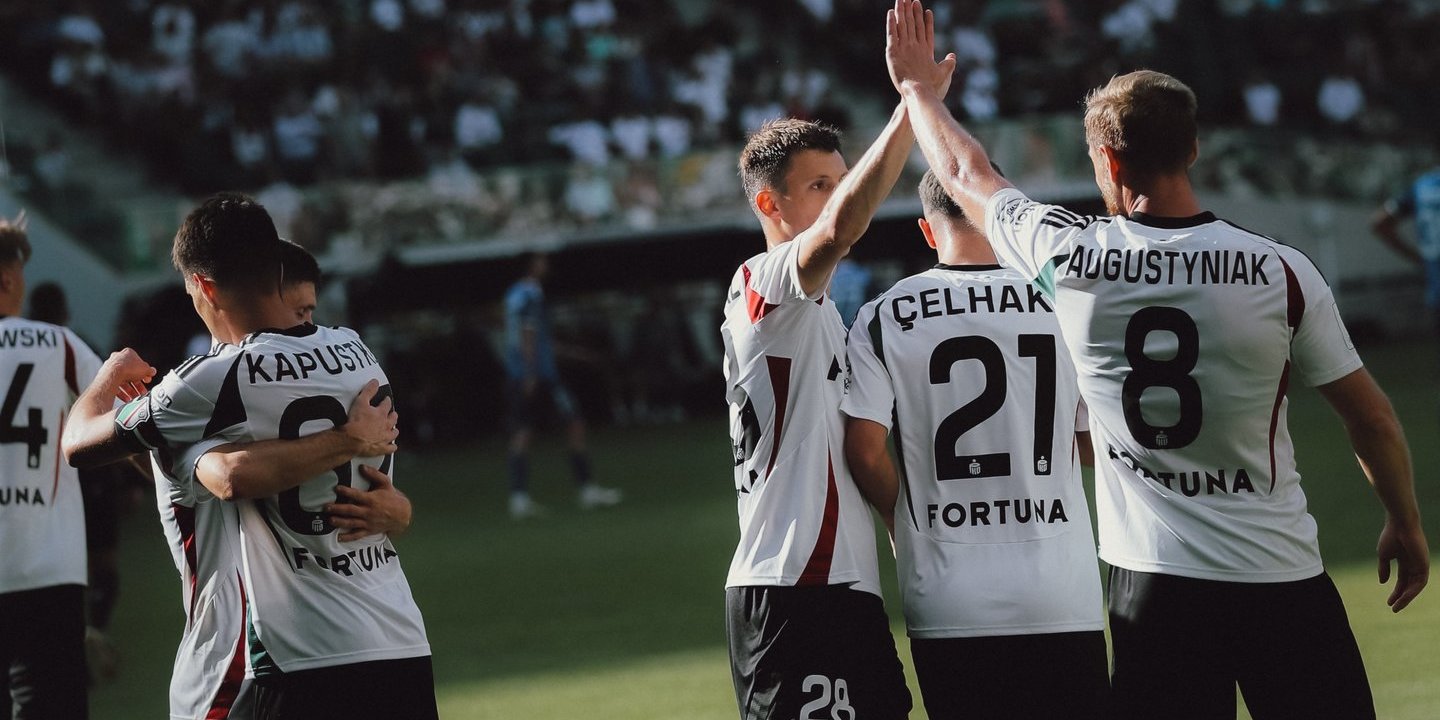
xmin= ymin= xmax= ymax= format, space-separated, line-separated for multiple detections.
xmin=985 ymin=187 xmax=1090 ymax=293
xmin=1277 ymin=246 xmax=1362 ymax=386
xmin=840 ymin=298 xmax=894 ymax=430
xmin=747 ymin=234 xmax=826 ymax=304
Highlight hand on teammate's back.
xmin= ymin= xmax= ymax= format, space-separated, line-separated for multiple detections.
xmin=1376 ymin=517 xmax=1429 ymax=612
xmin=345 ymin=378 xmax=399 ymax=457
xmin=100 ymin=348 xmax=156 ymax=402
xmin=327 ymin=465 xmax=412 ymax=542
xmin=885 ymin=0 xmax=957 ymax=98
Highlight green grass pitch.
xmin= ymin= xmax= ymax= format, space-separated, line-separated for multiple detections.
xmin=91 ymin=340 xmax=1440 ymax=719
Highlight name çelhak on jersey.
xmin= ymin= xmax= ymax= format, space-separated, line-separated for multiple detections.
xmin=1066 ymin=247 xmax=1272 ymax=286
xmin=0 ymin=326 xmax=59 ymax=348
xmin=926 ymin=496 xmax=1070 ymax=530
xmin=1108 ymin=444 xmax=1258 ymax=496
xmin=244 ymin=340 xmax=378 ymax=384
xmin=892 ymin=283 xmax=1052 ymax=331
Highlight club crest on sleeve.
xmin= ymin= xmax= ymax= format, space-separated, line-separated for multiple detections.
xmin=117 ymin=398 xmax=152 ymax=431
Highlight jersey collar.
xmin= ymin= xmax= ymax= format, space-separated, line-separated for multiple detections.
xmin=1127 ymin=211 xmax=1217 ymax=229
xmin=245 ymin=323 xmax=319 ymax=344
xmin=934 ymin=263 xmax=1003 ymax=271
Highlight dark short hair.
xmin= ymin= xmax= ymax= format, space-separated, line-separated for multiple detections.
xmin=27 ymin=281 xmax=68 ymax=325
xmin=0 ymin=220 xmax=31 ymax=268
xmin=280 ymin=239 xmax=320 ymax=288
xmin=172 ymin=193 xmax=282 ymax=293
xmin=738 ymin=118 xmax=842 ymax=202
xmin=1083 ymin=70 xmax=1198 ymax=183
xmin=919 ymin=170 xmax=966 ymax=222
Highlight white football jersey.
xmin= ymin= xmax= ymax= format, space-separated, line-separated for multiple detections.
xmin=117 ymin=325 xmax=429 ymax=674
xmin=0 ymin=317 xmax=100 ymax=594
xmin=986 ymin=188 xmax=1363 ymax=582
xmin=843 ymin=265 xmax=1103 ymax=638
xmin=721 ymin=240 xmax=882 ymax=596
xmin=150 ymin=441 xmax=253 ymax=720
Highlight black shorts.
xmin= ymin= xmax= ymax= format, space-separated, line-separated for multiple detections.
xmin=726 ymin=585 xmax=911 ymax=720
xmin=252 ymin=655 xmax=437 ymax=720
xmin=0 ymin=584 xmax=87 ymax=720
xmin=505 ymin=378 xmax=577 ymax=432
xmin=1108 ymin=566 xmax=1374 ymax=720
xmin=910 ymin=630 xmax=1108 ymax=720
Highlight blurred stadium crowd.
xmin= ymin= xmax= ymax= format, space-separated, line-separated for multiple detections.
xmin=2 ymin=0 xmax=1440 ymax=439
xmin=4 ymin=0 xmax=1440 ymax=259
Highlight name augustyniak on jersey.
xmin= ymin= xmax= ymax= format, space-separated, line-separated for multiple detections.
xmin=1066 ymin=247 xmax=1272 ymax=286
xmin=1108 ymin=445 xmax=1258 ymax=496
xmin=891 ymin=283 xmax=1052 ymax=331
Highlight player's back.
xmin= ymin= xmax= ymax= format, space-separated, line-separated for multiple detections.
xmin=721 ymin=244 xmax=880 ymax=595
xmin=1049 ymin=212 xmax=1360 ymax=580
xmin=210 ymin=325 xmax=428 ymax=674
xmin=0 ymin=317 xmax=99 ymax=594
xmin=845 ymin=265 xmax=1101 ymax=637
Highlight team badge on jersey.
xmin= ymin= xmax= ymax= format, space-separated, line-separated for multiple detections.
xmin=117 ymin=397 xmax=152 ymax=432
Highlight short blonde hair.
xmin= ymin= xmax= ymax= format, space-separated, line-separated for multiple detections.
xmin=0 ymin=220 xmax=31 ymax=267
xmin=1083 ymin=70 xmax=1197 ymax=182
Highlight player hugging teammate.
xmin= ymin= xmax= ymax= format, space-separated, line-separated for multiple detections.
xmin=724 ymin=2 xmax=1429 ymax=720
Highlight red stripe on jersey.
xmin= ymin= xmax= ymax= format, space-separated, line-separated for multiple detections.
xmin=1280 ymin=257 xmax=1305 ymax=329
xmin=742 ymin=265 xmax=779 ymax=324
xmin=205 ymin=574 xmax=247 ymax=719
xmin=763 ymin=355 xmax=792 ymax=480
xmin=173 ymin=504 xmax=200 ymax=623
xmin=798 ymin=456 xmax=839 ymax=585
xmin=1267 ymin=360 xmax=1292 ymax=494
xmin=51 ymin=410 xmax=65 ymax=503
xmin=63 ymin=336 xmax=78 ymax=395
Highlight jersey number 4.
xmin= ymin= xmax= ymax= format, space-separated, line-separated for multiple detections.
xmin=1 ymin=363 xmax=48 ymax=469
xmin=930 ymin=335 xmax=1055 ymax=480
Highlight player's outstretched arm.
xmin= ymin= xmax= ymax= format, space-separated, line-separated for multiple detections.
xmin=326 ymin=465 xmax=413 ymax=541
xmin=63 ymin=349 xmax=157 ymax=468
xmin=194 ymin=379 xmax=398 ymax=501
xmin=792 ymin=1 xmax=956 ymax=296
xmin=1316 ymin=368 xmax=1429 ymax=612
xmin=845 ymin=417 xmax=900 ymax=535
xmin=888 ymin=0 xmax=1010 ymax=228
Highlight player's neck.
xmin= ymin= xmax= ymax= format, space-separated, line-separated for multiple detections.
xmin=1122 ymin=176 xmax=1202 ymax=219
xmin=936 ymin=230 xmax=997 ymax=267
xmin=213 ymin=300 xmax=301 ymax=344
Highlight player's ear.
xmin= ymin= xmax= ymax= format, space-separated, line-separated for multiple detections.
xmin=1187 ymin=137 xmax=1199 ymax=168
xmin=1099 ymin=145 xmax=1124 ymax=188
xmin=191 ymin=273 xmax=221 ymax=307
xmin=917 ymin=218 xmax=937 ymax=250
xmin=754 ymin=189 xmax=780 ymax=221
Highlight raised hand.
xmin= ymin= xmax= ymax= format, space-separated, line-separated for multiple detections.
xmin=885 ymin=0 xmax=957 ymax=97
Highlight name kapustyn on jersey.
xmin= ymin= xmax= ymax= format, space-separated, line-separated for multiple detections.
xmin=244 ymin=341 xmax=379 ymax=384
